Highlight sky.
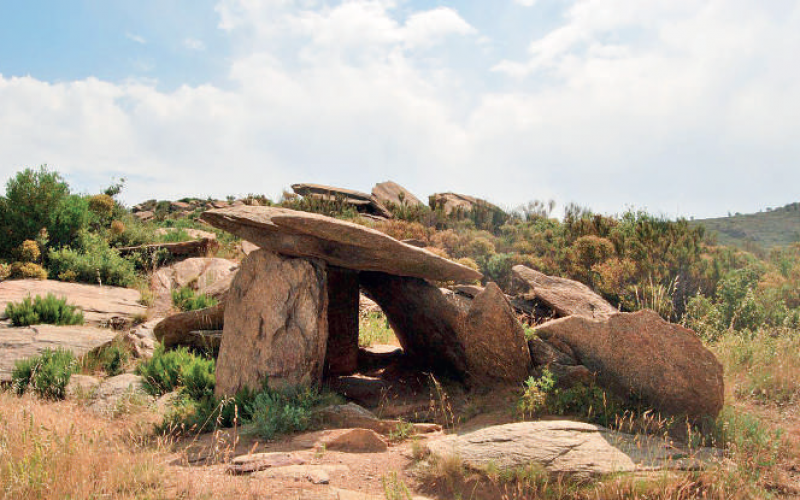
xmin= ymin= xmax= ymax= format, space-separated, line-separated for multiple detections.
xmin=0 ymin=0 xmax=798 ymax=219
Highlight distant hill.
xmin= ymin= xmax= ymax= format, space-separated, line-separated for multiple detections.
xmin=691 ymin=202 xmax=800 ymax=249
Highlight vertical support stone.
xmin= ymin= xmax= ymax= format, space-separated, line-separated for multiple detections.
xmin=359 ymin=271 xmax=469 ymax=378
xmin=215 ymin=249 xmax=328 ymax=397
xmin=324 ymin=266 xmax=360 ymax=376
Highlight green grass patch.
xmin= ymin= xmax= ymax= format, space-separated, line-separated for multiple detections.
xmin=171 ymin=286 xmax=219 ymax=312
xmin=12 ymin=348 xmax=77 ymax=400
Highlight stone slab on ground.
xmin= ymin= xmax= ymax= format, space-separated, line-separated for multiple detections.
xmin=427 ymin=421 xmax=723 ymax=480
xmin=0 ymin=279 xmax=146 ymax=327
xmin=201 ymin=206 xmax=481 ymax=283
xmin=87 ymin=373 xmax=152 ymax=415
xmin=0 ymin=324 xmax=117 ymax=382
xmin=227 ymin=452 xmax=306 ymax=475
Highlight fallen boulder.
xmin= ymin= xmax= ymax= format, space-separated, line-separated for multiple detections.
xmin=511 ymin=265 xmax=617 ymax=319
xmin=429 ymin=192 xmax=503 ymax=216
xmin=152 ymin=257 xmax=238 ymax=303
xmin=154 ymin=303 xmax=225 ymax=350
xmin=534 ymin=310 xmax=724 ymax=420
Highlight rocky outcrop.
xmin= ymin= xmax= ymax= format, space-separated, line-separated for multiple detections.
xmin=119 ymin=319 xmax=159 ymax=358
xmin=201 ymin=206 xmax=481 ymax=283
xmin=215 ymin=249 xmax=329 ymax=396
xmin=152 ymin=257 xmax=238 ymax=303
xmin=371 ymin=181 xmax=423 ymax=207
xmin=0 ymin=279 xmax=146 ymax=327
xmin=534 ymin=310 xmax=724 ymax=420
xmin=511 ymin=265 xmax=617 ymax=319
xmin=292 ymin=183 xmax=393 ymax=218
xmin=429 ymin=192 xmax=503 ymax=216
xmin=0 ymin=324 xmax=117 ymax=382
xmin=426 ymin=421 xmax=723 ymax=480
xmin=154 ymin=303 xmax=225 ymax=350
xmin=459 ymin=283 xmax=531 ymax=385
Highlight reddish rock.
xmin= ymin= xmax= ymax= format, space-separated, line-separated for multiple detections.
xmin=535 ymin=310 xmax=724 ymax=420
xmin=215 ymin=249 xmax=328 ymax=396
xmin=511 ymin=265 xmax=616 ymax=319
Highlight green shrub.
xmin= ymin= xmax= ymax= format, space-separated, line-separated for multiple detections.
xmin=0 ymin=165 xmax=71 ymax=257
xmin=80 ymin=341 xmax=131 ymax=376
xmin=136 ymin=345 xmax=206 ymax=397
xmin=5 ymin=294 xmax=84 ymax=326
xmin=171 ymin=286 xmax=218 ymax=312
xmin=12 ymin=348 xmax=77 ymax=400
xmin=48 ymin=231 xmax=136 ymax=287
xmin=247 ymin=385 xmax=336 ymax=440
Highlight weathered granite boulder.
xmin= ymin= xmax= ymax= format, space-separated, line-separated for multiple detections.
xmin=292 ymin=183 xmax=393 ymax=218
xmin=429 ymin=192 xmax=503 ymax=216
xmin=361 ymin=274 xmax=530 ymax=385
xmin=152 ymin=257 xmax=238 ymax=303
xmin=215 ymin=249 xmax=328 ymax=396
xmin=459 ymin=283 xmax=531 ymax=385
xmin=201 ymin=206 xmax=481 ymax=283
xmin=119 ymin=318 xmax=159 ymax=358
xmin=427 ymin=421 xmax=723 ymax=480
xmin=154 ymin=303 xmax=225 ymax=350
xmin=535 ymin=310 xmax=724 ymax=420
xmin=0 ymin=324 xmax=117 ymax=382
xmin=371 ymin=181 xmax=423 ymax=207
xmin=0 ymin=279 xmax=145 ymax=327
xmin=511 ymin=265 xmax=617 ymax=319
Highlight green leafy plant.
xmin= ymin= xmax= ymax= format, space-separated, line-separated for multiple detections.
xmin=136 ymin=345 xmax=212 ymax=397
xmin=247 ymin=384 xmax=336 ymax=439
xmin=5 ymin=294 xmax=84 ymax=327
xmin=12 ymin=348 xmax=77 ymax=400
xmin=48 ymin=231 xmax=136 ymax=287
xmin=171 ymin=286 xmax=218 ymax=312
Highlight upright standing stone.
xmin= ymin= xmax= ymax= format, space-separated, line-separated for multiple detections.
xmin=324 ymin=267 xmax=360 ymax=376
xmin=215 ymin=249 xmax=329 ymax=397
xmin=460 ymin=283 xmax=531 ymax=385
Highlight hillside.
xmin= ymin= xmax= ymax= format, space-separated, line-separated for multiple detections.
xmin=692 ymin=202 xmax=800 ymax=249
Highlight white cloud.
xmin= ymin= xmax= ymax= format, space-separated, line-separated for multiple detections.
xmin=2 ymin=0 xmax=800 ymax=218
xmin=125 ymin=32 xmax=147 ymax=44
xmin=183 ymin=38 xmax=207 ymax=51
xmin=513 ymin=0 xmax=537 ymax=6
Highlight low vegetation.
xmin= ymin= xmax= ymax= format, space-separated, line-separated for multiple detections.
xmin=171 ymin=285 xmax=219 ymax=312
xmin=4 ymin=293 xmax=84 ymax=327
xmin=11 ymin=348 xmax=77 ymax=400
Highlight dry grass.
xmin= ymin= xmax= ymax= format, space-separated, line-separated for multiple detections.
xmin=0 ymin=391 xmax=168 ymax=500
xmin=714 ymin=328 xmax=800 ymax=404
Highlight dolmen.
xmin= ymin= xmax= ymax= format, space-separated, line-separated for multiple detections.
xmin=201 ymin=206 xmax=531 ymax=398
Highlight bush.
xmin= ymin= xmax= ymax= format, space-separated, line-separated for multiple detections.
xmin=18 ymin=240 xmax=41 ymax=263
xmin=247 ymin=385 xmax=336 ymax=440
xmin=12 ymin=348 xmax=77 ymax=400
xmin=80 ymin=341 xmax=131 ymax=376
xmin=171 ymin=286 xmax=218 ymax=312
xmin=8 ymin=262 xmax=48 ymax=280
xmin=0 ymin=165 xmax=71 ymax=257
xmin=136 ymin=345 xmax=211 ymax=397
xmin=5 ymin=294 xmax=84 ymax=326
xmin=48 ymin=231 xmax=136 ymax=287
xmin=88 ymin=194 xmax=115 ymax=222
